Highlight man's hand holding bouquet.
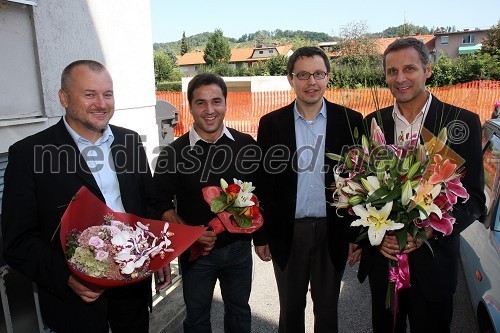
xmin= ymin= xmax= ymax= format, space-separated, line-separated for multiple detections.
xmin=328 ymin=118 xmax=469 ymax=310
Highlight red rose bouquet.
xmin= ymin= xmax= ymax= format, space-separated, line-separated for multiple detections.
xmin=189 ymin=179 xmax=263 ymax=261
xmin=205 ymin=178 xmax=262 ymax=231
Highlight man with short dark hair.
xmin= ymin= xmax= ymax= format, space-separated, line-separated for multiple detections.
xmin=154 ymin=73 xmax=260 ymax=333
xmin=254 ymin=47 xmax=363 ymax=332
xmin=358 ymin=37 xmax=486 ymax=333
xmin=2 ymin=60 xmax=167 ymax=332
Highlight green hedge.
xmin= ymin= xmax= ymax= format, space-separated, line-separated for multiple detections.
xmin=156 ymin=81 xmax=182 ymax=91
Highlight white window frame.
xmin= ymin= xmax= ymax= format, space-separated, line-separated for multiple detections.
xmin=462 ymin=34 xmax=476 ymax=44
xmin=441 ymin=36 xmax=449 ymax=45
xmin=0 ymin=0 xmax=43 ymax=123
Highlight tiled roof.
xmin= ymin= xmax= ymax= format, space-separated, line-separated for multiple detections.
xmin=375 ymin=35 xmax=436 ymax=53
xmin=177 ymin=50 xmax=205 ymax=66
xmin=177 ymin=44 xmax=294 ymax=66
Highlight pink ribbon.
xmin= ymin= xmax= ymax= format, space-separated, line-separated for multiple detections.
xmin=389 ymin=253 xmax=411 ymax=331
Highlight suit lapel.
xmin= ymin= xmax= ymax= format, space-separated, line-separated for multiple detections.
xmin=109 ymin=128 xmax=130 ymax=210
xmin=53 ymin=118 xmax=99 ymax=191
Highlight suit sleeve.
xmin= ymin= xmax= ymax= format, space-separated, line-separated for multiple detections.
xmin=451 ymin=113 xmax=486 ymax=235
xmin=153 ymin=145 xmax=179 ymax=215
xmin=252 ymin=117 xmax=272 ymax=246
xmin=1 ymin=144 xmax=71 ymax=298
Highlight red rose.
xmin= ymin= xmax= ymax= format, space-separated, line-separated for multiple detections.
xmin=226 ymin=184 xmax=241 ymax=201
xmin=242 ymin=205 xmax=259 ymax=218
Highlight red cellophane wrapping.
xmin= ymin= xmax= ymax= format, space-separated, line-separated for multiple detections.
xmin=60 ymin=186 xmax=206 ymax=287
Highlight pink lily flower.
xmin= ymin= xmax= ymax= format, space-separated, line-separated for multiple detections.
xmin=370 ymin=118 xmax=386 ymax=145
xmin=445 ymin=177 xmax=469 ymax=204
xmin=414 ymin=212 xmax=456 ymax=236
xmin=427 ymin=154 xmax=459 ymax=184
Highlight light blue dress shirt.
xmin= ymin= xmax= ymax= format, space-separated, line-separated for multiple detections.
xmin=294 ymin=101 xmax=327 ymax=219
xmin=63 ymin=116 xmax=126 ymax=213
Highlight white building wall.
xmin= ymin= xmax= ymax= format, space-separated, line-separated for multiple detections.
xmin=1 ymin=0 xmax=159 ymax=162
xmin=181 ymin=76 xmax=291 ymax=92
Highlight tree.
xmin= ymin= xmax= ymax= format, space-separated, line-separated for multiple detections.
xmin=180 ymin=31 xmax=189 ymax=55
xmin=153 ymin=51 xmax=182 ymax=84
xmin=481 ymin=21 xmax=500 ymax=56
xmin=265 ymin=55 xmax=288 ymax=75
xmin=204 ymin=29 xmax=232 ymax=65
xmin=338 ymin=21 xmax=378 ymax=56
xmin=382 ymin=23 xmax=430 ymax=37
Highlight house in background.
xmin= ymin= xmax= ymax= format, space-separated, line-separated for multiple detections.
xmin=434 ymin=28 xmax=489 ymax=59
xmin=319 ymin=35 xmax=436 ymax=61
xmin=177 ymin=44 xmax=293 ymax=77
xmin=376 ymin=34 xmax=436 ymax=60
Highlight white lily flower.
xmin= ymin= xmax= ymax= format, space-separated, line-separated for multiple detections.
xmin=401 ymin=180 xmax=413 ymax=206
xmin=351 ymin=202 xmax=404 ymax=246
xmin=233 ymin=178 xmax=255 ymax=193
xmin=411 ymin=182 xmax=443 ymax=219
xmin=234 ymin=191 xmax=255 ymax=207
xmin=361 ymin=176 xmax=381 ymax=195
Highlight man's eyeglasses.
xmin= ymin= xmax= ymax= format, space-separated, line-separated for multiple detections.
xmin=291 ymin=71 xmax=329 ymax=80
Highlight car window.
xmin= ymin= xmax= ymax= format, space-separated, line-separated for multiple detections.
xmin=482 ymin=126 xmax=493 ymax=149
xmin=483 ymin=131 xmax=500 ymax=231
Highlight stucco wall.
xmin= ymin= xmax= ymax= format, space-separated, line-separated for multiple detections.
xmin=1 ymin=0 xmax=159 ymax=161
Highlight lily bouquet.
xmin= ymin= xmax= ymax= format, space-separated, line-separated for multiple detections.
xmin=61 ymin=186 xmax=206 ymax=287
xmin=328 ymin=118 xmax=469 ymax=309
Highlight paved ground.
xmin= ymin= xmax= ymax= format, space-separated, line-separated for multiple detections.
xmin=150 ymin=249 xmax=479 ymax=333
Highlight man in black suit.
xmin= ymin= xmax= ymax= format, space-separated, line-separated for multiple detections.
xmin=1 ymin=60 xmax=168 ymax=332
xmin=357 ymin=38 xmax=486 ymax=333
xmin=254 ymin=47 xmax=363 ymax=332
xmin=153 ymin=73 xmax=259 ymax=333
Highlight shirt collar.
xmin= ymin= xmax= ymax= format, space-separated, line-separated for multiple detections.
xmin=63 ymin=115 xmax=114 ymax=146
xmin=392 ymin=92 xmax=432 ymax=126
xmin=293 ymin=99 xmax=327 ymax=122
xmin=188 ymin=125 xmax=235 ymax=148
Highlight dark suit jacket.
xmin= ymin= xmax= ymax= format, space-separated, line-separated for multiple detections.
xmin=1 ymin=119 xmax=160 ymax=332
xmin=358 ymin=95 xmax=486 ymax=301
xmin=254 ymin=99 xmax=363 ymax=272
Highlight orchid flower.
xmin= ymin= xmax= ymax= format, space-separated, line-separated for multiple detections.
xmin=351 ymin=202 xmax=404 ymax=246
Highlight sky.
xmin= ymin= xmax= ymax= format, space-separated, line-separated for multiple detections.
xmin=150 ymin=0 xmax=499 ymax=43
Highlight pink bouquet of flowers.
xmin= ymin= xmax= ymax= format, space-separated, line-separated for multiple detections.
xmin=328 ymin=118 xmax=468 ymax=309
xmin=61 ymin=186 xmax=206 ymax=287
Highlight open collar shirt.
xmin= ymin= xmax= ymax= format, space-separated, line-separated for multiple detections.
xmin=63 ymin=116 xmax=125 ymax=212
xmin=293 ymin=100 xmax=327 ymax=219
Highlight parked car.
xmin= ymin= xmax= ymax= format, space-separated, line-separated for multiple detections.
xmin=460 ymin=119 xmax=500 ymax=333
